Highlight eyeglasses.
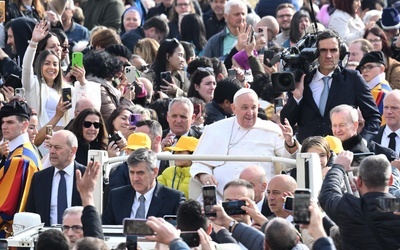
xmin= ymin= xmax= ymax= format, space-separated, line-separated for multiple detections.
xmin=176 ymin=2 xmax=190 ymax=7
xmin=368 ymin=38 xmax=382 ymax=44
xmin=62 ymin=225 xmax=83 ymax=233
xmin=359 ymin=64 xmax=379 ymax=72
xmin=82 ymin=121 xmax=101 ymax=129
xmin=197 ymin=67 xmax=214 ymax=72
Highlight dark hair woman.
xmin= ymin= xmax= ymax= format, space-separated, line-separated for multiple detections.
xmin=68 ymin=108 xmax=108 ymax=165
xmin=187 ymin=67 xmax=216 ymax=103
xmin=151 ymin=38 xmax=190 ymax=99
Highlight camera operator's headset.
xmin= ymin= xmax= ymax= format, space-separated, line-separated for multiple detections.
xmin=315 ymin=30 xmax=348 ymax=61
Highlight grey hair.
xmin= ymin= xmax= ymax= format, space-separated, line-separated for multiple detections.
xmin=168 ymin=97 xmax=194 ymax=115
xmin=224 ymin=0 xmax=247 ymax=15
xmin=63 ymin=206 xmax=83 ymax=219
xmin=359 ymin=155 xmax=391 ymax=189
xmin=330 ymin=104 xmax=358 ymax=123
xmin=127 ymin=148 xmax=157 ymax=172
xmin=131 ymin=104 xmax=151 ymax=118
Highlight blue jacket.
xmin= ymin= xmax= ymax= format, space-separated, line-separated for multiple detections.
xmin=203 ymin=28 xmax=228 ymax=60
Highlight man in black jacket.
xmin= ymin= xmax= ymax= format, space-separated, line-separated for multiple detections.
xmin=280 ymin=29 xmax=381 ymax=143
xmin=319 ymin=152 xmax=400 ymax=249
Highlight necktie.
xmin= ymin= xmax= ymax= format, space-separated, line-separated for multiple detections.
xmin=388 ymin=132 xmax=397 ymax=152
xmin=57 ymin=170 xmax=67 ymax=224
xmin=135 ymin=195 xmax=146 ymax=218
xmin=319 ymin=76 xmax=330 ymax=116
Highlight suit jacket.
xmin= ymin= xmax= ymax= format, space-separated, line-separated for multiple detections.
xmin=280 ymin=67 xmax=381 ymax=143
xmin=25 ymin=161 xmax=86 ymax=226
xmin=373 ymin=125 xmax=387 ymax=145
xmin=102 ymin=182 xmax=186 ymax=225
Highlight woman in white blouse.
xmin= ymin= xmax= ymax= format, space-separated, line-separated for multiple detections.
xmin=22 ymin=21 xmax=86 ymax=129
xmin=329 ymin=0 xmax=374 ymax=45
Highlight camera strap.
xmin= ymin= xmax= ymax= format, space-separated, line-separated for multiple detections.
xmin=361 ymin=198 xmax=389 ymax=249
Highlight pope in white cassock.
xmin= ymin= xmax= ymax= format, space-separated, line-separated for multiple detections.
xmin=189 ymin=88 xmax=300 ymax=199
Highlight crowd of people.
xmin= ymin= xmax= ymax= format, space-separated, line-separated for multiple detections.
xmin=0 ymin=0 xmax=400 ymax=249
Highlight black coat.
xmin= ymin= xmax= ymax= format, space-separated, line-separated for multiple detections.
xmin=280 ymin=67 xmax=381 ymax=143
xmin=319 ymin=165 xmax=400 ymax=249
xmin=25 ymin=162 xmax=86 ymax=226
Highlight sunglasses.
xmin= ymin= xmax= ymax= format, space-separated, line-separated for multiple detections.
xmin=82 ymin=121 xmax=101 ymax=129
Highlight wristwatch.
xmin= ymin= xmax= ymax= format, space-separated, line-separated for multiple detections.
xmin=228 ymin=220 xmax=238 ymax=233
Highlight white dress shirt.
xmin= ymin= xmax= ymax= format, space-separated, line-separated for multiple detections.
xmin=130 ymin=184 xmax=156 ymax=218
xmin=50 ymin=162 xmax=75 ymax=225
xmin=309 ymin=70 xmax=333 ymax=108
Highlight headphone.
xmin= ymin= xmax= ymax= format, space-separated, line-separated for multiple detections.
xmin=315 ymin=29 xmax=348 ymax=61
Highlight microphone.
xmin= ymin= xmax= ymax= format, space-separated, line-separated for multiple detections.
xmin=267 ymin=53 xmax=281 ymax=67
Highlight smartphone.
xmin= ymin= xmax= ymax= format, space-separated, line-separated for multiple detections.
xmin=258 ymin=26 xmax=268 ymax=38
xmin=181 ymin=231 xmax=200 ymax=247
xmin=376 ymin=197 xmax=400 ymax=212
xmin=130 ymin=113 xmax=141 ymax=126
xmin=193 ymin=104 xmax=201 ymax=116
xmin=248 ymin=26 xmax=255 ymax=44
xmin=123 ymin=218 xmax=155 ymax=236
xmin=163 ymin=215 xmax=177 ymax=226
xmin=264 ymin=50 xmax=275 ymax=65
xmin=46 ymin=125 xmax=53 ymax=136
xmin=3 ymin=74 xmax=22 ymax=89
xmin=284 ymin=196 xmax=294 ymax=211
xmin=125 ymin=235 xmax=137 ymax=250
xmin=160 ymin=71 xmax=172 ymax=84
xmin=71 ymin=52 xmax=83 ymax=68
xmin=293 ymin=189 xmax=311 ymax=224
xmin=109 ymin=131 xmax=123 ymax=144
xmin=274 ymin=98 xmax=284 ymax=114
xmin=125 ymin=66 xmax=138 ymax=83
xmin=62 ymin=88 xmax=72 ymax=109
xmin=228 ymin=69 xmax=236 ymax=79
xmin=222 ymin=200 xmax=246 ymax=215
xmin=14 ymin=87 xmax=25 ymax=99
xmin=0 ymin=239 xmax=7 ymax=250
xmin=203 ymin=185 xmax=217 ymax=217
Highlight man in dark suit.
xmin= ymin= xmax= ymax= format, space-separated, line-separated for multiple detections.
xmin=26 ymin=130 xmax=86 ymax=226
xmin=160 ymin=97 xmax=202 ymax=174
xmin=239 ymin=165 xmax=273 ymax=217
xmin=102 ymin=148 xmax=185 ymax=225
xmin=372 ymin=89 xmax=400 ymax=155
xmin=280 ymin=29 xmax=381 ymax=143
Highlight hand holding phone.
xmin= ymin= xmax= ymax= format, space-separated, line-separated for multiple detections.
xmin=194 ymin=104 xmax=201 ymax=116
xmin=222 ymin=200 xmax=246 ymax=215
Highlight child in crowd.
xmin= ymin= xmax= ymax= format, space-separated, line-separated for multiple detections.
xmin=157 ymin=136 xmax=199 ymax=198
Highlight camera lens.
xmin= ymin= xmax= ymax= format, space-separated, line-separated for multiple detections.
xmin=279 ymin=73 xmax=292 ymax=87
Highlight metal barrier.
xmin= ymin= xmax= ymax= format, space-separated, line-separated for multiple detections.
xmin=88 ymin=150 xmax=323 ymax=213
xmin=3 ymin=151 xmax=322 ymax=249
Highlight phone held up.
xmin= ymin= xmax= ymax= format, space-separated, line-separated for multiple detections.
xmin=203 ymin=185 xmax=217 ymax=217
xmin=71 ymin=52 xmax=83 ymax=68
xmin=123 ymin=218 xmax=154 ymax=236
xmin=293 ymin=189 xmax=311 ymax=224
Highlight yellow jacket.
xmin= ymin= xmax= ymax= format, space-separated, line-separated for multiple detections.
xmin=157 ymin=166 xmax=191 ymax=198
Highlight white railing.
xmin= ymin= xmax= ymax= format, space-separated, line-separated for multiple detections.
xmin=88 ymin=150 xmax=323 ymax=214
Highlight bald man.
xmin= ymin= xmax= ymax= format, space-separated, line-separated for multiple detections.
xmin=267 ymin=174 xmax=297 ymax=220
xmin=239 ymin=165 xmax=273 ymax=217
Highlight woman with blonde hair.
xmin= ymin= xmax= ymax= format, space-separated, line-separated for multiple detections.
xmin=134 ymin=38 xmax=160 ymax=64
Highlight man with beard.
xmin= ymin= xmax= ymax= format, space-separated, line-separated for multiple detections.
xmin=274 ymin=3 xmax=295 ymax=46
